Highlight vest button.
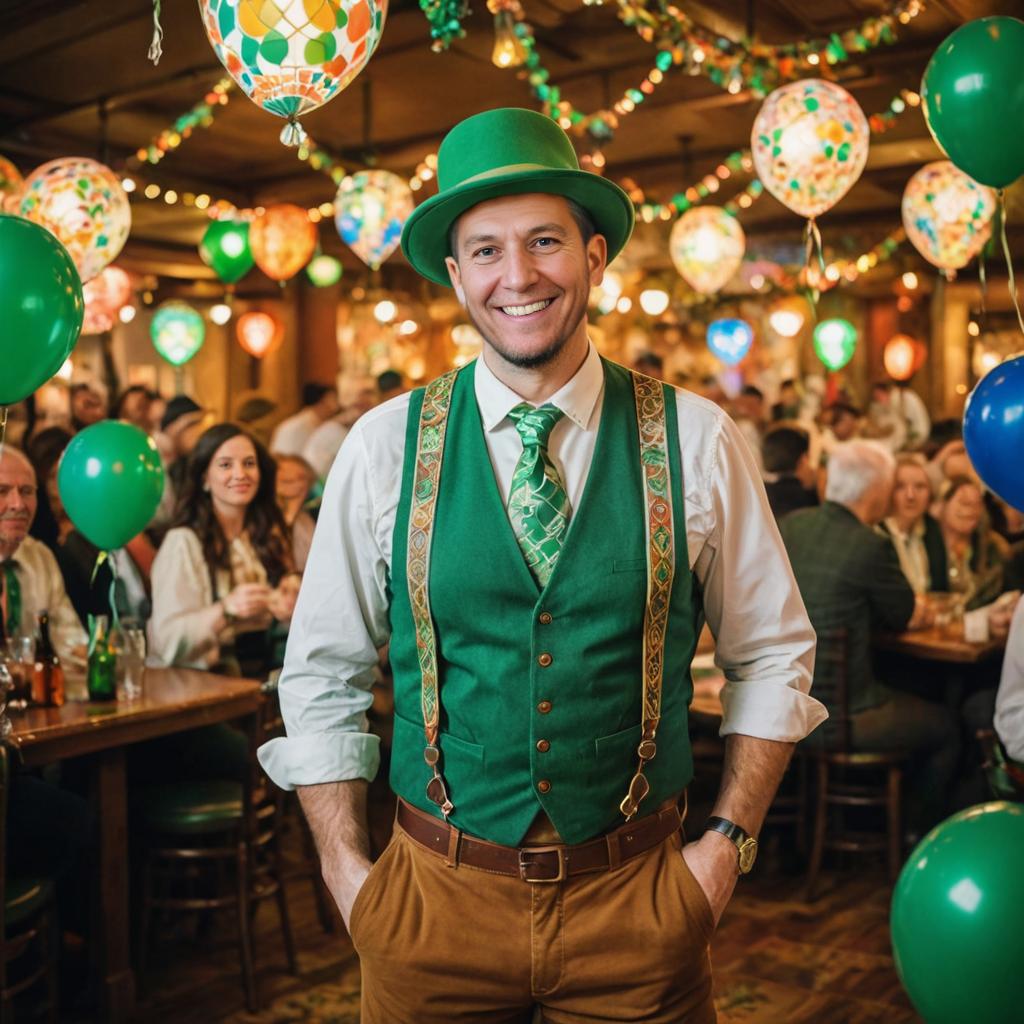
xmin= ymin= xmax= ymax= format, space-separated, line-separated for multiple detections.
xmin=537 ymin=779 xmax=551 ymax=794
xmin=536 ymin=739 xmax=550 ymax=753
xmin=538 ymin=612 xmax=553 ymax=625
xmin=538 ymin=652 xmax=553 ymax=667
xmin=537 ymin=700 xmax=552 ymax=714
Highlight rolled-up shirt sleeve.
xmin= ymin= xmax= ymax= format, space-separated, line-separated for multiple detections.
xmin=687 ymin=402 xmax=826 ymax=742
xmin=258 ymin=422 xmax=392 ymax=789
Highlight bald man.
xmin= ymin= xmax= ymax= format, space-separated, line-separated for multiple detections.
xmin=0 ymin=447 xmax=86 ymax=660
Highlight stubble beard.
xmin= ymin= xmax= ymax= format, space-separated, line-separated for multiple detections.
xmin=466 ymin=283 xmax=589 ymax=371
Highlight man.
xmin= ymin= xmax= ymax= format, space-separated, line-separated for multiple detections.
xmin=269 ymin=382 xmax=338 ymax=457
xmin=260 ymin=107 xmax=824 ymax=1023
xmin=632 ymin=350 xmax=664 ymax=379
xmin=771 ymin=379 xmax=801 ymax=422
xmin=113 ymin=384 xmax=152 ymax=431
xmin=0 ymin=447 xmax=86 ymax=660
xmin=150 ymin=395 xmax=208 ymax=534
xmin=302 ymin=378 xmax=376 ymax=482
xmin=731 ymin=384 xmax=766 ymax=474
xmin=779 ymin=440 xmax=957 ymax=831
xmin=69 ymin=382 xmax=107 ymax=432
xmin=762 ymin=425 xmax=819 ymax=521
xmin=375 ymin=368 xmax=406 ymax=404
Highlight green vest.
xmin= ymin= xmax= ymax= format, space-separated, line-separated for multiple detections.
xmin=388 ymin=358 xmax=700 ymax=845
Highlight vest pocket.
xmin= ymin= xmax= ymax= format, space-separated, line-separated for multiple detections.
xmin=594 ymin=722 xmax=642 ymax=760
xmin=612 ymin=557 xmax=646 ymax=573
xmin=392 ymin=709 xmax=486 ymax=770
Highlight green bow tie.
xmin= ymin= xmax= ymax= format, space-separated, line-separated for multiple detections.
xmin=507 ymin=403 xmax=572 ymax=588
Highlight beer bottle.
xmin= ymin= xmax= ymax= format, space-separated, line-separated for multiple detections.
xmin=87 ymin=614 xmax=117 ymax=703
xmin=32 ymin=611 xmax=65 ymax=708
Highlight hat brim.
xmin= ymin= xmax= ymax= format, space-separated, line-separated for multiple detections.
xmin=400 ymin=169 xmax=635 ymax=287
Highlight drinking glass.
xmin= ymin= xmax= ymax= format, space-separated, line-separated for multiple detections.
xmin=5 ymin=635 xmax=34 ymax=710
xmin=119 ymin=627 xmax=146 ymax=702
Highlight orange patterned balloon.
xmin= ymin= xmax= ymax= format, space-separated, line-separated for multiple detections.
xmin=236 ymin=310 xmax=283 ymax=358
xmin=248 ymin=203 xmax=317 ymax=281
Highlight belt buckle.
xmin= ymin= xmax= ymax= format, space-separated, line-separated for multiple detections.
xmin=518 ymin=844 xmax=567 ymax=884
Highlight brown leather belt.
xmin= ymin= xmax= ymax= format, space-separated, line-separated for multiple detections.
xmin=396 ymin=798 xmax=683 ymax=883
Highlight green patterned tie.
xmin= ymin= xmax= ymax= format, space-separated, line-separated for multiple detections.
xmin=1 ymin=560 xmax=20 ymax=641
xmin=507 ymin=403 xmax=572 ymax=588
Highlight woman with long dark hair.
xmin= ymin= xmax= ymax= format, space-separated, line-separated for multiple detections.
xmin=148 ymin=423 xmax=299 ymax=676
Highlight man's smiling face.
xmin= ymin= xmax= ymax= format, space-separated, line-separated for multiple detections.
xmin=445 ymin=193 xmax=606 ymax=372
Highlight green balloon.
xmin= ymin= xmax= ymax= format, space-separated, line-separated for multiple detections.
xmin=57 ymin=421 xmax=165 ymax=551
xmin=199 ymin=219 xmax=254 ymax=284
xmin=0 ymin=213 xmax=84 ymax=406
xmin=922 ymin=17 xmax=1024 ymax=189
xmin=891 ymin=802 xmax=1024 ymax=1024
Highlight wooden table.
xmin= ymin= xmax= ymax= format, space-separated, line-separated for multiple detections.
xmin=9 ymin=667 xmax=263 ymax=1024
xmin=875 ymin=625 xmax=1005 ymax=664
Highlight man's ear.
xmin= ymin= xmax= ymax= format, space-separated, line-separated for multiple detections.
xmin=445 ymin=256 xmax=466 ymax=305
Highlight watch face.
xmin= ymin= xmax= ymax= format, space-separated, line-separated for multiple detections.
xmin=738 ymin=836 xmax=758 ymax=874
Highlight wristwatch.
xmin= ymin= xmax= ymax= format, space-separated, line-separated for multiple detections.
xmin=702 ymin=816 xmax=758 ymax=874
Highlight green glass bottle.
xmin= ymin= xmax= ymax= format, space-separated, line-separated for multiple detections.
xmin=87 ymin=614 xmax=117 ymax=703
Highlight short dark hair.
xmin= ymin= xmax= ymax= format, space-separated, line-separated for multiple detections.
xmin=377 ymin=370 xmax=403 ymax=394
xmin=741 ymin=385 xmax=764 ymax=402
xmin=634 ymin=352 xmax=663 ymax=373
xmin=301 ymin=383 xmax=333 ymax=408
xmin=114 ymin=385 xmax=149 ymax=419
xmin=829 ymin=401 xmax=861 ymax=421
xmin=762 ymin=426 xmax=810 ymax=474
xmin=448 ymin=196 xmax=597 ymax=262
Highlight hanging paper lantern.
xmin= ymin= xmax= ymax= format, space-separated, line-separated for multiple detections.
xmin=81 ymin=266 xmax=133 ymax=335
xmin=249 ymin=203 xmax=317 ymax=281
xmin=706 ymin=319 xmax=753 ymax=365
xmin=669 ymin=207 xmax=745 ymax=295
xmin=199 ymin=218 xmax=254 ymax=284
xmin=18 ymin=157 xmax=130 ymax=283
xmin=813 ymin=318 xmax=857 ymax=371
xmin=768 ymin=295 xmax=808 ymax=338
xmin=751 ymin=80 xmax=869 ymax=220
xmin=236 ymin=310 xmax=283 ymax=358
xmin=0 ymin=155 xmax=23 ymax=213
xmin=883 ymin=334 xmax=927 ymax=382
xmin=199 ymin=0 xmax=388 ymax=145
xmin=901 ymin=162 xmax=996 ymax=274
xmin=151 ymin=301 xmax=206 ymax=366
xmin=306 ymin=252 xmax=343 ymax=286
xmin=334 ymin=170 xmax=414 ymax=271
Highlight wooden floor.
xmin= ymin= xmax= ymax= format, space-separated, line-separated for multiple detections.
xmin=122 ymin=793 xmax=921 ymax=1024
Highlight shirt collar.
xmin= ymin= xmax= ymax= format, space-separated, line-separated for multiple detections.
xmin=473 ymin=341 xmax=604 ymax=433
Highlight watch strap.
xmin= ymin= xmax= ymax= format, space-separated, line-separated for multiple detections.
xmin=703 ymin=816 xmax=749 ymax=845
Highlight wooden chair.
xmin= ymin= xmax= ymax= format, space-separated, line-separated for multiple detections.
xmin=803 ymin=628 xmax=907 ymax=901
xmin=134 ymin=692 xmax=297 ymax=1012
xmin=1 ymin=745 xmax=59 ymax=1024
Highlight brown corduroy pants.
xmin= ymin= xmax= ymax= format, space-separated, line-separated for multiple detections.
xmin=349 ymin=815 xmax=717 ymax=1023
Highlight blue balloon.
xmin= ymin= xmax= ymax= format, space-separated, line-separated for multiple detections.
xmin=963 ymin=355 xmax=1024 ymax=511
xmin=706 ymin=318 xmax=753 ymax=365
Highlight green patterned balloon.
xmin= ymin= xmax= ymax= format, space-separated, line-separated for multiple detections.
xmin=199 ymin=218 xmax=254 ymax=284
xmin=198 ymin=0 xmax=389 ymax=138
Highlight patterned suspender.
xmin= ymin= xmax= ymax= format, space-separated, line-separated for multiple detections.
xmin=620 ymin=371 xmax=675 ymax=821
xmin=405 ymin=366 xmax=675 ymax=824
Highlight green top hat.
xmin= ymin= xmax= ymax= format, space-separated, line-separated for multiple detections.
xmin=401 ymin=108 xmax=635 ymax=287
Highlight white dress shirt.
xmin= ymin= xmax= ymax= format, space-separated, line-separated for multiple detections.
xmin=259 ymin=345 xmax=825 ymax=789
xmin=883 ymin=516 xmax=931 ymax=595
xmin=270 ymin=407 xmax=322 ymax=457
xmin=996 ymin=597 xmax=1024 ymax=762
xmin=3 ymin=535 xmax=87 ymax=663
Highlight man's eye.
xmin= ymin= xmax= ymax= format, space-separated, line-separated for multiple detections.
xmin=534 ymin=237 xmax=558 ymax=248
xmin=474 ymin=246 xmax=497 ymax=258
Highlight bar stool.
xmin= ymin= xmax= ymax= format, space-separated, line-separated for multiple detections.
xmin=134 ymin=703 xmax=296 ymax=1012
xmin=803 ymin=628 xmax=908 ymax=901
xmin=1 ymin=746 xmax=58 ymax=1024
